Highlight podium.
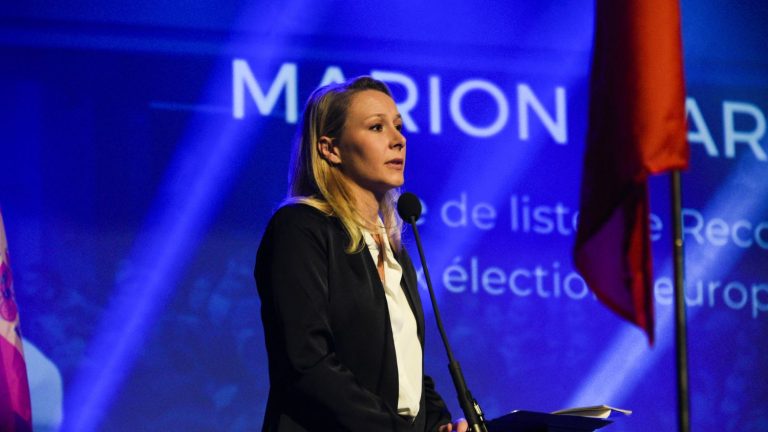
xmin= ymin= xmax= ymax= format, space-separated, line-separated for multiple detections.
xmin=486 ymin=410 xmax=612 ymax=432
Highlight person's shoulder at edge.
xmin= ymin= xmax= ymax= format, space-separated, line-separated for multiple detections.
xmin=267 ymin=201 xmax=333 ymax=232
xmin=257 ymin=203 xmax=333 ymax=262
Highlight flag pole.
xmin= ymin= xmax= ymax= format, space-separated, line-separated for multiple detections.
xmin=670 ymin=170 xmax=690 ymax=432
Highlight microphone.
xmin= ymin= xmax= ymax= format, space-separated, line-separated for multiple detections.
xmin=396 ymin=191 xmax=423 ymax=221
xmin=397 ymin=192 xmax=488 ymax=432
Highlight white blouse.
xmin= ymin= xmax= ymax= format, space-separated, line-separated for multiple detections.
xmin=362 ymin=225 xmax=423 ymax=418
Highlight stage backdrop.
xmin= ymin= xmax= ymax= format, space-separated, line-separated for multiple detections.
xmin=1 ymin=1 xmax=767 ymax=431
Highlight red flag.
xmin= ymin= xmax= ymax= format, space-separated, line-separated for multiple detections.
xmin=0 ymin=211 xmax=32 ymax=431
xmin=574 ymin=0 xmax=689 ymax=344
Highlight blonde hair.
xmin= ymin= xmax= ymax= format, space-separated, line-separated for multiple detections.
xmin=284 ymin=76 xmax=402 ymax=253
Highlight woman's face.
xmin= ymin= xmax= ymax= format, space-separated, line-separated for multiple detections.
xmin=331 ymin=90 xmax=406 ymax=198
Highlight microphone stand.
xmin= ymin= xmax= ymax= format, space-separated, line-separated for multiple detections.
xmin=405 ymin=216 xmax=489 ymax=432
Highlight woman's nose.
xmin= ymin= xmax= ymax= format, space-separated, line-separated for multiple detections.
xmin=391 ymin=128 xmax=406 ymax=149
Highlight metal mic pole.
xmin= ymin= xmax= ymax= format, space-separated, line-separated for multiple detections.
xmin=405 ymin=216 xmax=488 ymax=432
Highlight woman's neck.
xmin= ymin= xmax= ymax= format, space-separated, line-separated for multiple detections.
xmin=346 ymin=182 xmax=384 ymax=228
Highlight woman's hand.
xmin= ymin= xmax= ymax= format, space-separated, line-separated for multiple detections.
xmin=438 ymin=418 xmax=468 ymax=432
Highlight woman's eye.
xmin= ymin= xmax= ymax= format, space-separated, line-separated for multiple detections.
xmin=395 ymin=123 xmax=404 ymax=132
xmin=370 ymin=124 xmax=383 ymax=132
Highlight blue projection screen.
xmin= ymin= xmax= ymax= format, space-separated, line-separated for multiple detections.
xmin=1 ymin=1 xmax=767 ymax=431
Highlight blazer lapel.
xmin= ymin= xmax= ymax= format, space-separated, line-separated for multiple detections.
xmin=396 ymin=249 xmax=425 ymax=342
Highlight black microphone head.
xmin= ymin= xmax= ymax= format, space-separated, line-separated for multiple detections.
xmin=397 ymin=192 xmax=422 ymax=221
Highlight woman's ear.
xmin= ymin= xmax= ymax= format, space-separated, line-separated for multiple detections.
xmin=318 ymin=136 xmax=342 ymax=165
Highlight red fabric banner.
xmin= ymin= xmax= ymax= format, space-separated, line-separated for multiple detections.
xmin=0 ymin=211 xmax=32 ymax=431
xmin=574 ymin=0 xmax=690 ymax=344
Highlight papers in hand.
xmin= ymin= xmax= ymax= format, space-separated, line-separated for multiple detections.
xmin=552 ymin=405 xmax=632 ymax=419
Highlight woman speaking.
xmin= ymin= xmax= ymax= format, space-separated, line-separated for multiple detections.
xmin=255 ymin=76 xmax=467 ymax=431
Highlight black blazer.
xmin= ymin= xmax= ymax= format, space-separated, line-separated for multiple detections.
xmin=255 ymin=204 xmax=451 ymax=431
